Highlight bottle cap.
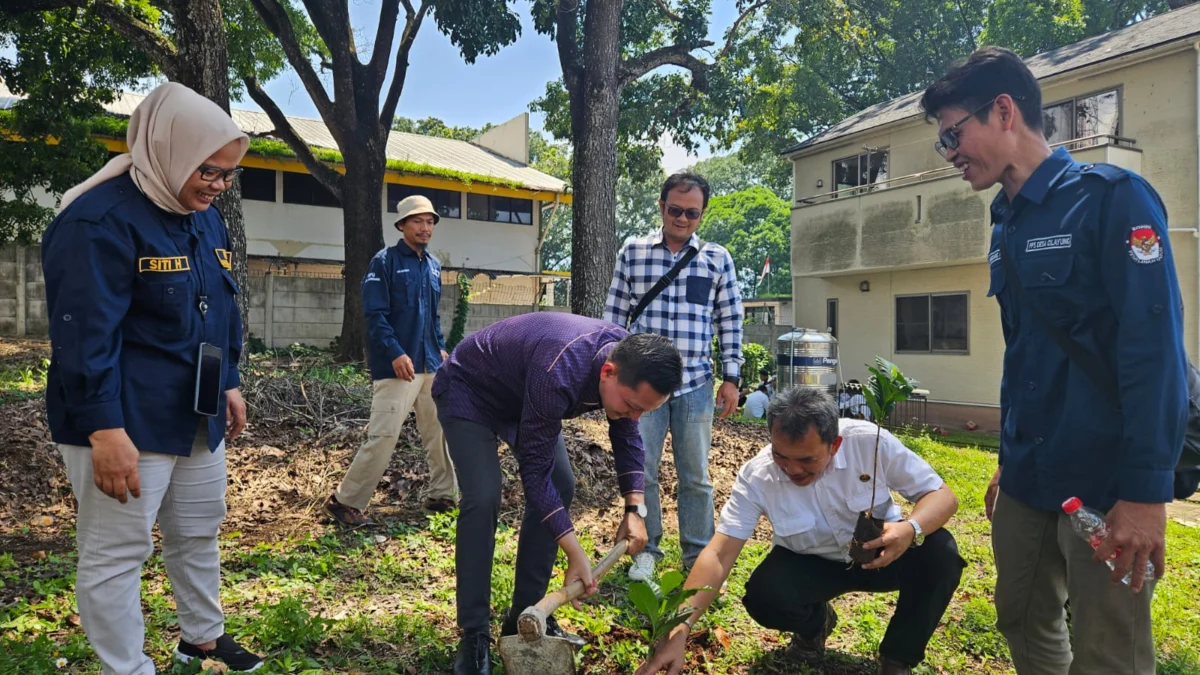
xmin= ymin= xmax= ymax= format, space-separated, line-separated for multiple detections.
xmin=1061 ymin=497 xmax=1082 ymax=514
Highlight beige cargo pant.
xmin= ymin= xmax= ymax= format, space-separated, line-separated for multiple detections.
xmin=992 ymin=490 xmax=1156 ymax=675
xmin=334 ymin=374 xmax=456 ymax=511
xmin=59 ymin=427 xmax=227 ymax=675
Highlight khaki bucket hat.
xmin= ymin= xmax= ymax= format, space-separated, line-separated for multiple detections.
xmin=394 ymin=194 xmax=440 ymax=229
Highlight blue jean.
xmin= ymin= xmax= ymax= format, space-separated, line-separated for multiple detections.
xmin=639 ymin=380 xmax=715 ymax=566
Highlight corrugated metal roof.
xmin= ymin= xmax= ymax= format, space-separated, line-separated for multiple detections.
xmin=1 ymin=83 xmax=567 ymax=193
xmin=783 ymin=3 xmax=1200 ymax=155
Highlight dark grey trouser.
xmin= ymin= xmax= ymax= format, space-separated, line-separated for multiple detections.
xmin=437 ymin=411 xmax=575 ymax=634
xmin=992 ymin=490 xmax=1156 ymax=674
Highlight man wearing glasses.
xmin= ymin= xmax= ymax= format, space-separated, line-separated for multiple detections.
xmin=922 ymin=47 xmax=1188 ymax=674
xmin=605 ymin=172 xmax=744 ymax=582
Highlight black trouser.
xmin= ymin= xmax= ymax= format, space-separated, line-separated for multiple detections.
xmin=437 ymin=413 xmax=576 ymax=634
xmin=741 ymin=528 xmax=966 ymax=667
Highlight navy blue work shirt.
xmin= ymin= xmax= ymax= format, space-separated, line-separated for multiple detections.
xmin=42 ymin=173 xmax=242 ymax=456
xmin=988 ymin=148 xmax=1188 ymax=512
xmin=362 ymin=240 xmax=446 ymax=381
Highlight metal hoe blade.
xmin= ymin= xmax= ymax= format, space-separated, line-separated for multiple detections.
xmin=497 ymin=632 xmax=577 ymax=675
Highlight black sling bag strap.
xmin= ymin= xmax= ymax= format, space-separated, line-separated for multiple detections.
xmin=625 ymin=242 xmax=702 ymax=330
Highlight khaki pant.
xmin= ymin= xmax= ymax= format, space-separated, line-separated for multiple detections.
xmin=992 ymin=490 xmax=1156 ymax=675
xmin=335 ymin=374 xmax=455 ymax=511
xmin=60 ymin=428 xmax=227 ymax=675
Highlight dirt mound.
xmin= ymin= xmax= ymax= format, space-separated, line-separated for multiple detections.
xmin=0 ymin=351 xmax=778 ymax=600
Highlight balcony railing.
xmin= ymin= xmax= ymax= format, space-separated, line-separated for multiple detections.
xmin=794 ymin=134 xmax=1138 ymax=208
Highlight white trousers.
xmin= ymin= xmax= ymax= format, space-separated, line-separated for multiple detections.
xmin=60 ymin=428 xmax=227 ymax=675
xmin=335 ymin=374 xmax=456 ymax=510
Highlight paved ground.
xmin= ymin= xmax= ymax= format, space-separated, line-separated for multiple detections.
xmin=1168 ymin=492 xmax=1200 ymax=527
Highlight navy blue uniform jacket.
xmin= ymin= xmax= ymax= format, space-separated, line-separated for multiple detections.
xmin=42 ymin=174 xmax=242 ymax=456
xmin=362 ymin=241 xmax=445 ymax=381
xmin=989 ymin=148 xmax=1188 ymax=511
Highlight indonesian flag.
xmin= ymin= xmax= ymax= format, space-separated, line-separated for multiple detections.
xmin=757 ymin=256 xmax=771 ymax=285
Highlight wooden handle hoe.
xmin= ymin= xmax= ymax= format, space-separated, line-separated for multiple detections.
xmin=497 ymin=539 xmax=631 ymax=675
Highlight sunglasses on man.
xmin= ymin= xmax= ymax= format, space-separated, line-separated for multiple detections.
xmin=934 ymin=95 xmax=1025 ymax=158
xmin=665 ymin=205 xmax=703 ymax=221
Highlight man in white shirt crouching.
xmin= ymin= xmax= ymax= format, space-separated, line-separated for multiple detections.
xmin=636 ymin=387 xmax=964 ymax=675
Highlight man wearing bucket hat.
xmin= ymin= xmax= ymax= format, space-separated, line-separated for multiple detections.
xmin=325 ymin=194 xmax=457 ymax=526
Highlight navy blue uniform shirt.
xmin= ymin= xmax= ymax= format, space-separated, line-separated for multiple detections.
xmin=988 ymin=148 xmax=1188 ymax=511
xmin=363 ymin=240 xmax=445 ymax=381
xmin=42 ymin=174 xmax=242 ymax=456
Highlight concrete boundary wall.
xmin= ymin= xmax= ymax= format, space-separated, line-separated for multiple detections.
xmin=0 ymin=244 xmax=561 ymax=347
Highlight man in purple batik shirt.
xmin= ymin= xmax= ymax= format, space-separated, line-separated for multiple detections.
xmin=432 ymin=313 xmax=683 ymax=675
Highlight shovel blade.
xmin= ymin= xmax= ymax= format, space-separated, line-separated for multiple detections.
xmin=497 ymin=634 xmax=577 ymax=675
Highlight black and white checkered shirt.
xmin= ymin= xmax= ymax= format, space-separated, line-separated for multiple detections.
xmin=605 ymin=231 xmax=744 ymax=396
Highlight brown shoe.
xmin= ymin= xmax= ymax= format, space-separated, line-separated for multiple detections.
xmin=878 ymin=656 xmax=912 ymax=675
xmin=423 ymin=496 xmax=457 ymax=513
xmin=785 ymin=602 xmax=837 ymax=664
xmin=325 ymin=494 xmax=370 ymax=528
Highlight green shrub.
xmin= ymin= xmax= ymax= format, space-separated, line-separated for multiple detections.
xmin=447 ymin=274 xmax=471 ymax=350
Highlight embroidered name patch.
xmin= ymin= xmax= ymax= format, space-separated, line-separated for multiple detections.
xmin=988 ymin=249 xmax=1002 ymax=266
xmin=214 ymin=248 xmax=232 ymax=270
xmin=1129 ymin=225 xmax=1163 ymax=264
xmin=1025 ymin=235 xmax=1073 ymax=253
xmin=139 ymin=256 xmax=190 ymax=272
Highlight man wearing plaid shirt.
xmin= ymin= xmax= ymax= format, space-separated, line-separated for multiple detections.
xmin=605 ymin=172 xmax=744 ymax=581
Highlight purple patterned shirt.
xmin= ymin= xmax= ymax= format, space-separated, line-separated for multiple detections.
xmin=432 ymin=313 xmax=646 ymax=540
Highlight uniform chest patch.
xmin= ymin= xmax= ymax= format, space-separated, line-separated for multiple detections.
xmin=1129 ymin=225 xmax=1163 ymax=264
xmin=139 ymin=256 xmax=190 ymax=272
xmin=214 ymin=249 xmax=232 ymax=270
xmin=1025 ymin=235 xmax=1072 ymax=253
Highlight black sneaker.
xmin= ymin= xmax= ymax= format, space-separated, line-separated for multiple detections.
xmin=175 ymin=633 xmax=264 ymax=672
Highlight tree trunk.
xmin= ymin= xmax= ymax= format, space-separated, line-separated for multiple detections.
xmin=339 ymin=151 xmax=386 ymax=363
xmin=171 ymin=0 xmax=250 ymax=361
xmin=568 ymin=0 xmax=623 ymax=318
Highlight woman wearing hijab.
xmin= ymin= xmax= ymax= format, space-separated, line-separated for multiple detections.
xmin=42 ymin=82 xmax=262 ymax=674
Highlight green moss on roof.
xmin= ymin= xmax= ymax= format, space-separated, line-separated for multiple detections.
xmin=89 ymin=115 xmax=529 ymax=190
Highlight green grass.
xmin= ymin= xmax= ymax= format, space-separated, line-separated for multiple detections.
xmin=2 ymin=435 xmax=1198 ymax=673
xmin=0 ymin=357 xmax=48 ymax=404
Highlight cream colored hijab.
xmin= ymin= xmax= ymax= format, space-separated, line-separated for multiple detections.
xmin=60 ymin=81 xmax=249 ymax=214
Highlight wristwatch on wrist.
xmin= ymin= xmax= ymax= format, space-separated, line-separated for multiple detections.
xmin=625 ymin=503 xmax=648 ymax=519
xmin=907 ymin=518 xmax=925 ymax=547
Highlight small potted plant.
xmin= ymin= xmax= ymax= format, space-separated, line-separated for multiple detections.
xmin=847 ymin=357 xmax=917 ymax=566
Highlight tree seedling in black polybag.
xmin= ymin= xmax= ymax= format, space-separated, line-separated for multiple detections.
xmin=848 ymin=357 xmax=917 ymax=566
xmin=628 ymin=570 xmax=712 ymax=647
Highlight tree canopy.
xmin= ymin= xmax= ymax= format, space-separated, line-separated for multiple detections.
xmin=699 ymin=185 xmax=790 ymax=296
xmin=0 ymin=7 xmax=153 ymax=243
xmin=706 ymin=0 xmax=1170 ymax=189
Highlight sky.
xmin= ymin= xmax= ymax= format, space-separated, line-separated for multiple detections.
xmin=241 ymin=0 xmax=741 ymax=172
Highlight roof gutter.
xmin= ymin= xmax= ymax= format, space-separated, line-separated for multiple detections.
xmin=783 ymin=35 xmax=1200 ymax=161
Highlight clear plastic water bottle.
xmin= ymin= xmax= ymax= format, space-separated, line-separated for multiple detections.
xmin=1061 ymin=497 xmax=1156 ymax=586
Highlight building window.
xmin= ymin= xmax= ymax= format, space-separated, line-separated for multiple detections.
xmin=826 ymin=299 xmax=838 ymax=338
xmin=833 ymin=149 xmax=888 ymax=192
xmin=1043 ymin=89 xmax=1119 ymax=146
xmin=387 ymin=183 xmax=461 ymax=219
xmin=895 ymin=293 xmax=968 ymax=353
xmin=283 ymin=172 xmax=340 ymax=208
xmin=467 ymin=194 xmax=534 ymax=225
xmin=239 ymin=167 xmax=277 ymax=202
